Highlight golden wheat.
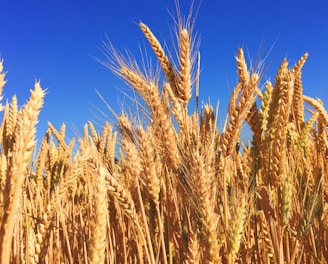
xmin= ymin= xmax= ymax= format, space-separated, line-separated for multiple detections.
xmin=0 ymin=9 xmax=327 ymax=264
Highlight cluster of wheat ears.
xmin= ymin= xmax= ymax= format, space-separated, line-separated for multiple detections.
xmin=1 ymin=11 xmax=328 ymax=264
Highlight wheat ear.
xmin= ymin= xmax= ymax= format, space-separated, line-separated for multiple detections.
xmin=291 ymin=53 xmax=308 ymax=129
xmin=227 ymin=195 xmax=247 ymax=261
xmin=137 ymin=126 xmax=161 ymax=205
xmin=222 ymin=49 xmax=259 ymax=157
xmin=120 ymin=66 xmax=181 ymax=169
xmin=5 ymin=95 xmax=18 ymax=152
xmin=48 ymin=122 xmax=69 ymax=152
xmin=139 ymin=22 xmax=178 ymax=94
xmin=104 ymin=124 xmax=117 ymax=171
xmin=92 ymin=151 xmax=137 ymax=218
xmin=0 ymin=82 xmax=45 ymax=264
xmin=178 ymin=28 xmax=192 ymax=105
xmin=0 ymin=60 xmax=5 ymax=111
xmin=261 ymin=59 xmax=294 ymax=186
xmin=87 ymin=155 xmax=108 ymax=264
xmin=192 ymin=149 xmax=220 ymax=263
xmin=185 ymin=212 xmax=201 ymax=264
xmin=259 ymin=81 xmax=273 ymax=138
xmin=303 ymin=95 xmax=328 ymax=126
xmin=88 ymin=121 xmax=99 ymax=144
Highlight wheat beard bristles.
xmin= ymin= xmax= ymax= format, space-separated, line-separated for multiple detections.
xmin=0 ymin=82 xmax=45 ymax=264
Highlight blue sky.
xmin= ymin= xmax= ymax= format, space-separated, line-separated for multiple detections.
xmin=1 ymin=1 xmax=328 ymax=143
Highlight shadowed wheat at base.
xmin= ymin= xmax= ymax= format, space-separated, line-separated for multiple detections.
xmin=0 ymin=7 xmax=328 ymax=264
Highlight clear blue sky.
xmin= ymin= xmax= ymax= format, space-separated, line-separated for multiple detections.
xmin=1 ymin=1 xmax=327 ymax=143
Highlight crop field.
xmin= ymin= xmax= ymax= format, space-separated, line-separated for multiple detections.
xmin=0 ymin=11 xmax=328 ymax=264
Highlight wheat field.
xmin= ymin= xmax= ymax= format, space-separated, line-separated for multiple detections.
xmin=0 ymin=11 xmax=328 ymax=264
